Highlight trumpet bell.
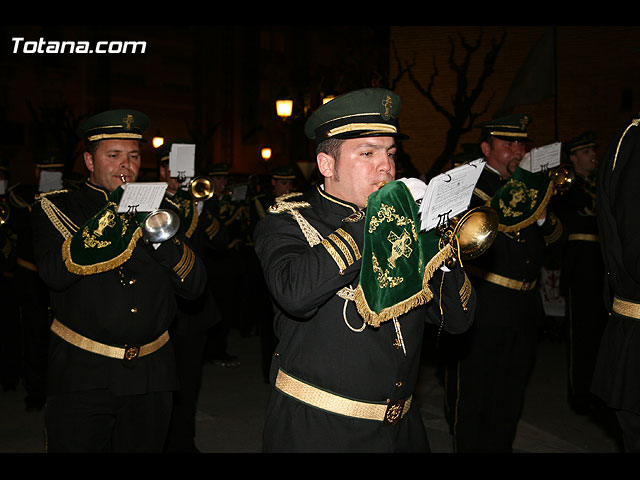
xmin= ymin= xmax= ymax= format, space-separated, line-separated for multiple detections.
xmin=550 ymin=164 xmax=575 ymax=193
xmin=189 ymin=176 xmax=214 ymax=201
xmin=447 ymin=206 xmax=499 ymax=260
xmin=142 ymin=209 xmax=180 ymax=243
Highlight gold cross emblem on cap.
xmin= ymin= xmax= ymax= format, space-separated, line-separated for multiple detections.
xmin=382 ymin=95 xmax=392 ymax=118
xmin=519 ymin=115 xmax=529 ymax=130
xmin=123 ymin=114 xmax=134 ymax=130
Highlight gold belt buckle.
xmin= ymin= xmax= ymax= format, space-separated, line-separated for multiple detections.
xmin=124 ymin=345 xmax=140 ymax=361
xmin=383 ymin=398 xmax=405 ymax=425
xmin=520 ymin=280 xmax=532 ymax=291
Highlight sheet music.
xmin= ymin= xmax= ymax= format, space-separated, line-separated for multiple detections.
xmin=419 ymin=158 xmax=485 ymax=231
xmin=38 ymin=170 xmax=64 ymax=192
xmin=520 ymin=142 xmax=562 ymax=172
xmin=231 ymin=184 xmax=248 ymax=201
xmin=117 ymin=182 xmax=168 ymax=213
xmin=169 ymin=143 xmax=196 ymax=179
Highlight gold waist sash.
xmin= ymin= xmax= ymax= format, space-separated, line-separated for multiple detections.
xmin=275 ymin=368 xmax=411 ymax=425
xmin=567 ymin=233 xmax=599 ymax=242
xmin=466 ymin=265 xmax=537 ymax=291
xmin=613 ymin=296 xmax=640 ymax=320
xmin=50 ymin=318 xmax=169 ymax=361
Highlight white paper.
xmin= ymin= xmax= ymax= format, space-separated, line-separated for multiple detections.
xmin=117 ymin=182 xmax=168 ymax=213
xmin=419 ymin=158 xmax=485 ymax=231
xmin=231 ymin=184 xmax=248 ymax=201
xmin=169 ymin=143 xmax=196 ymax=179
xmin=520 ymin=142 xmax=562 ymax=172
xmin=39 ymin=170 xmax=64 ymax=193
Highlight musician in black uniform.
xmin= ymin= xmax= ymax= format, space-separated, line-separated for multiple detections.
xmin=157 ymin=141 xmax=224 ymax=452
xmin=0 ymin=157 xmax=20 ymax=393
xmin=446 ymin=114 xmax=564 ymax=452
xmin=30 ymin=110 xmax=207 ymax=452
xmin=253 ymin=88 xmax=475 ymax=453
xmin=249 ymin=166 xmax=296 ymax=382
xmin=205 ymin=163 xmax=248 ymax=367
xmin=552 ymin=132 xmax=606 ymax=414
xmin=9 ymin=149 xmax=68 ymax=412
xmin=592 ymin=114 xmax=640 ymax=451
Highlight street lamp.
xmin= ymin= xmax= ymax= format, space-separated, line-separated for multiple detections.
xmin=276 ymin=99 xmax=293 ymax=120
xmin=152 ymin=136 xmax=165 ymax=149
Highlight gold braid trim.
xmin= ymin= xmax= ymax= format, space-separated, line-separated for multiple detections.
xmin=496 ymin=181 xmax=555 ymax=233
xmin=473 ymin=188 xmax=491 ymax=203
xmin=612 ymin=118 xmax=640 ymax=171
xmin=39 ymin=196 xmax=79 ymax=239
xmin=205 ymin=217 xmax=220 ymax=240
xmin=328 ymin=233 xmax=354 ymax=266
xmin=353 ymin=243 xmax=456 ymax=328
xmin=62 ymin=227 xmax=143 ymax=276
xmin=165 ymin=196 xmax=199 ymax=239
xmin=459 ymin=273 xmax=472 ymax=311
xmin=543 ymin=213 xmax=563 ymax=245
xmin=185 ymin=206 xmax=198 ymax=239
xmin=321 ymin=237 xmax=347 ymax=272
xmin=336 ymin=228 xmax=361 ymax=260
xmin=173 ymin=243 xmax=196 ymax=281
xmin=269 ymin=193 xmax=323 ymax=247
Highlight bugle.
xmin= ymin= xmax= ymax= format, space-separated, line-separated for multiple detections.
xmin=188 ymin=176 xmax=215 ymax=201
xmin=548 ymin=164 xmax=575 ymax=193
xmin=438 ymin=206 xmax=499 ymax=263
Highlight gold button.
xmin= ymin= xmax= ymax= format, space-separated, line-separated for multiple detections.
xmin=130 ymin=307 xmax=138 ymax=314
xmin=395 ymin=381 xmax=403 ymax=389
xmin=129 ymin=278 xmax=136 ymax=285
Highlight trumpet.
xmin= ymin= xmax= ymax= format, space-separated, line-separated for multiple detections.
xmin=438 ymin=206 xmax=499 ymax=263
xmin=549 ymin=164 xmax=575 ymax=193
xmin=188 ymin=176 xmax=215 ymax=201
xmin=119 ymin=173 xmax=181 ymax=244
xmin=141 ymin=209 xmax=181 ymax=244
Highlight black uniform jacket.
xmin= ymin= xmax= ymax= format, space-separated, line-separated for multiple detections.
xmin=552 ymin=173 xmax=601 ymax=295
xmin=593 ymin=119 xmax=640 ymax=411
xmin=30 ymin=181 xmax=208 ymax=396
xmin=253 ymin=185 xmax=474 ymax=451
xmin=163 ymin=191 xmax=225 ymax=335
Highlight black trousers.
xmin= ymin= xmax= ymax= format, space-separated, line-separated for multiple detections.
xmin=616 ymin=409 xmax=640 ymax=452
xmin=45 ymin=389 xmax=173 ymax=452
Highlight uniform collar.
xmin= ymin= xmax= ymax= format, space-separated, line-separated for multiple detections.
xmin=83 ymin=180 xmax=111 ymax=202
xmin=314 ymin=184 xmax=360 ymax=216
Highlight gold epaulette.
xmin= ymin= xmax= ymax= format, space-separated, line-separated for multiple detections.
xmin=37 ymin=189 xmax=78 ymax=240
xmin=269 ymin=192 xmax=322 ymax=247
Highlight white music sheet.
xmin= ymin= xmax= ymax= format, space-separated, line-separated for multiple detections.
xmin=169 ymin=143 xmax=196 ymax=179
xmin=419 ymin=158 xmax=485 ymax=231
xmin=520 ymin=142 xmax=562 ymax=172
xmin=117 ymin=182 xmax=168 ymax=213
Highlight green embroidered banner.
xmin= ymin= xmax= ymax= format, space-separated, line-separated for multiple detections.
xmin=63 ymin=186 xmax=147 ymax=275
xmin=490 ymin=165 xmax=555 ymax=232
xmin=354 ymin=181 xmax=454 ymax=327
